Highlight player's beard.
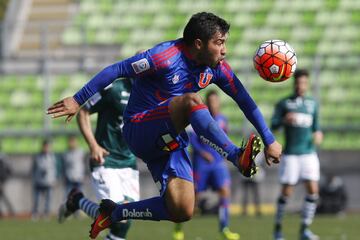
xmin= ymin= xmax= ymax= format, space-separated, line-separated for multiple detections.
xmin=198 ymin=48 xmax=219 ymax=68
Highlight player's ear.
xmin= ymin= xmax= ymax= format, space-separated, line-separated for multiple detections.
xmin=194 ymin=39 xmax=203 ymax=50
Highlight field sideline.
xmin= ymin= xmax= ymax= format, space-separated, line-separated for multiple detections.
xmin=1 ymin=214 xmax=358 ymax=240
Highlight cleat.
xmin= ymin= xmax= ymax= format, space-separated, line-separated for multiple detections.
xmin=89 ymin=199 xmax=117 ymax=239
xmin=58 ymin=188 xmax=83 ymax=223
xmin=173 ymin=230 xmax=185 ymax=240
xmin=221 ymin=227 xmax=240 ymax=240
xmin=300 ymin=229 xmax=319 ymax=240
xmin=237 ymin=133 xmax=262 ymax=177
xmin=274 ymin=230 xmax=285 ymax=240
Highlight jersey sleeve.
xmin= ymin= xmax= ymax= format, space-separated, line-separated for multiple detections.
xmin=83 ymin=91 xmax=105 ymax=114
xmin=215 ymin=61 xmax=275 ymax=146
xmin=312 ymin=100 xmax=320 ymax=132
xmin=73 ymin=50 xmax=155 ymax=105
xmin=271 ymin=100 xmax=285 ymax=130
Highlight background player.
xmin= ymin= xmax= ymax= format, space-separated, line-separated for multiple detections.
xmin=58 ymin=77 xmax=139 ymax=240
xmin=271 ymin=69 xmax=323 ymax=240
xmin=47 ymin=12 xmax=282 ymax=239
xmin=62 ymin=135 xmax=86 ymax=195
xmin=173 ymin=90 xmax=239 ymax=240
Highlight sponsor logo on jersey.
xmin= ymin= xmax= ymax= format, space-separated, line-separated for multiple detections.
xmin=161 ymin=134 xmax=180 ymax=151
xmin=87 ymin=92 xmax=102 ymax=107
xmin=198 ymin=73 xmax=213 ymax=88
xmin=131 ymin=58 xmax=150 ymax=74
xmin=291 ymin=113 xmax=313 ymax=127
xmin=199 ymin=135 xmax=228 ymax=158
xmin=171 ymin=74 xmax=180 ymax=84
xmin=122 ymin=208 xmax=153 ymax=218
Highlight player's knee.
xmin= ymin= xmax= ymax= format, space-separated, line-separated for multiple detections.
xmin=182 ymin=93 xmax=204 ymax=109
xmin=170 ymin=204 xmax=194 ymax=222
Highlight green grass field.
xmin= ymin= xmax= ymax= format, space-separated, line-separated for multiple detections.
xmin=1 ymin=214 xmax=359 ymax=240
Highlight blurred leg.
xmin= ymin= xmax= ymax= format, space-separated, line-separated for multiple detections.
xmin=44 ymin=187 xmax=52 ymax=217
xmin=252 ymin=182 xmax=261 ymax=216
xmin=300 ymin=180 xmax=319 ymax=229
xmin=32 ymin=186 xmax=41 ymax=218
xmin=242 ymin=181 xmax=249 ymax=216
xmin=274 ymin=184 xmax=293 ymax=233
xmin=3 ymin=192 xmax=15 ymax=216
xmin=218 ymin=186 xmax=230 ymax=231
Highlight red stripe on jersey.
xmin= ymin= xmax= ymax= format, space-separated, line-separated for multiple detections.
xmin=153 ymin=48 xmax=180 ymax=67
xmin=132 ymin=107 xmax=168 ymax=118
xmin=131 ymin=113 xmax=170 ymax=123
xmin=131 ymin=106 xmax=169 ymax=122
xmin=220 ymin=61 xmax=238 ymax=95
xmin=151 ymin=43 xmax=183 ymax=69
xmin=152 ymin=46 xmax=177 ymax=61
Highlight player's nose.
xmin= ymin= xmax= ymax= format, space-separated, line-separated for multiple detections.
xmin=221 ymin=45 xmax=227 ymax=56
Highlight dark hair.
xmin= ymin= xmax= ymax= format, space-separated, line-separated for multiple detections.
xmin=42 ymin=138 xmax=51 ymax=146
xmin=294 ymin=69 xmax=309 ymax=80
xmin=183 ymin=12 xmax=230 ymax=46
xmin=205 ymin=89 xmax=218 ymax=102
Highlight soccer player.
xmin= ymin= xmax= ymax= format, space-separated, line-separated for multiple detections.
xmin=62 ymin=135 xmax=86 ymax=195
xmin=173 ymin=90 xmax=239 ymax=240
xmin=32 ymin=139 xmax=57 ymax=220
xmin=58 ymin=78 xmax=139 ymax=240
xmin=47 ymin=12 xmax=282 ymax=239
xmin=271 ymin=69 xmax=323 ymax=240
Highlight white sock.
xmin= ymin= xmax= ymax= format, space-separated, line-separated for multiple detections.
xmin=301 ymin=194 xmax=318 ymax=226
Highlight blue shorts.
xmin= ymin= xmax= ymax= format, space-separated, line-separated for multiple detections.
xmin=193 ymin=160 xmax=231 ymax=192
xmin=123 ymin=99 xmax=193 ymax=195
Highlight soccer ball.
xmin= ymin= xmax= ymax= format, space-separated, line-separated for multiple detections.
xmin=253 ymin=39 xmax=297 ymax=82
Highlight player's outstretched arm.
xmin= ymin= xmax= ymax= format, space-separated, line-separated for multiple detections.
xmin=216 ymin=61 xmax=275 ymax=146
xmin=47 ymin=50 xmax=154 ymax=123
xmin=46 ymin=96 xmax=79 ymax=122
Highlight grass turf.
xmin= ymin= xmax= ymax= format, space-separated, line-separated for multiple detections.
xmin=1 ymin=214 xmax=358 ymax=240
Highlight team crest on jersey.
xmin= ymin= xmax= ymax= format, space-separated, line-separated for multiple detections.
xmin=198 ymin=73 xmax=213 ymax=88
xmin=171 ymin=74 xmax=180 ymax=84
xmin=131 ymin=58 xmax=150 ymax=74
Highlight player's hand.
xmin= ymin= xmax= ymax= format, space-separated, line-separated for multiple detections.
xmin=264 ymin=140 xmax=282 ymax=166
xmin=284 ymin=112 xmax=296 ymax=125
xmin=90 ymin=144 xmax=109 ymax=165
xmin=313 ymin=131 xmax=323 ymax=145
xmin=46 ymin=97 xmax=80 ymax=122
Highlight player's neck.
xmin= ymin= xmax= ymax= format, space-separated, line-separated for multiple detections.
xmin=183 ymin=45 xmax=202 ymax=65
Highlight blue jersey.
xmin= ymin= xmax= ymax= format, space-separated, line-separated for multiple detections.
xmin=191 ymin=114 xmax=229 ymax=165
xmin=74 ymin=39 xmax=274 ymax=146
